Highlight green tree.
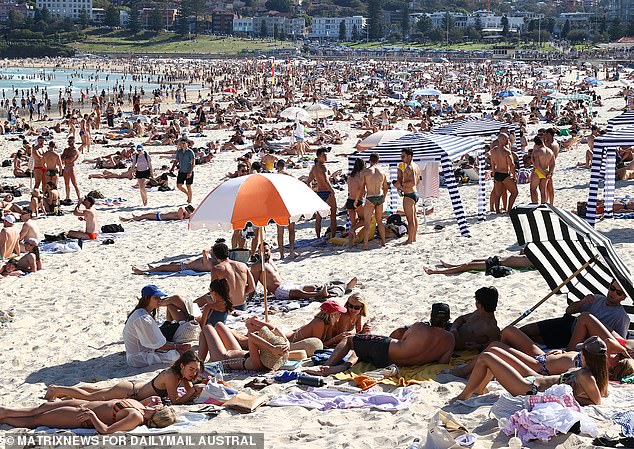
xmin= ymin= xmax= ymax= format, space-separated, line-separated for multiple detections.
xmin=127 ymin=1 xmax=141 ymax=33
xmin=629 ymin=15 xmax=634 ymax=36
xmin=351 ymin=23 xmax=359 ymax=41
xmin=188 ymin=0 xmax=206 ymax=35
xmin=264 ymin=0 xmax=291 ymax=12
xmin=148 ymin=7 xmax=163 ymax=32
xmin=367 ymin=0 xmax=383 ymax=40
xmin=561 ymin=19 xmax=570 ymax=38
xmin=8 ymin=9 xmax=25 ymax=30
xmin=174 ymin=3 xmax=190 ymax=35
xmin=441 ymin=12 xmax=453 ymax=33
xmin=474 ymin=15 xmax=482 ymax=35
xmin=501 ymin=15 xmax=509 ymax=37
xmin=78 ymin=8 xmax=90 ymax=28
xmin=40 ymin=7 xmax=51 ymax=23
xmin=339 ymin=20 xmax=346 ymax=40
xmin=400 ymin=0 xmax=410 ymax=38
xmin=567 ymin=28 xmax=589 ymax=43
xmin=104 ymin=4 xmax=119 ymax=27
xmin=260 ymin=19 xmax=268 ymax=37
xmin=273 ymin=23 xmax=279 ymax=39
xmin=416 ymin=14 xmax=432 ymax=37
xmin=608 ymin=18 xmax=624 ymax=41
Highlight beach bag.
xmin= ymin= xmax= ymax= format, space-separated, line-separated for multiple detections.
xmin=101 ymin=223 xmax=124 ymax=233
xmin=172 ymin=320 xmax=200 ymax=344
xmin=423 ymin=411 xmax=471 ymax=449
xmin=488 ymin=266 xmax=514 ymax=278
xmin=195 ymin=380 xmax=238 ymax=405
xmin=159 ymin=321 xmax=181 ymax=342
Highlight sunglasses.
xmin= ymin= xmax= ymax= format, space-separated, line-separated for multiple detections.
xmin=345 ymin=303 xmax=362 ymax=310
xmin=610 ymin=285 xmax=625 ymax=296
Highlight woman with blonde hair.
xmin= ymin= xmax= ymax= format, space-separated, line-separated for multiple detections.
xmin=286 ymin=300 xmax=348 ymax=346
xmin=329 ymin=293 xmax=372 ymax=346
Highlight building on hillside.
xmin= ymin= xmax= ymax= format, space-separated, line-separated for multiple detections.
xmin=609 ymin=0 xmax=634 ymax=22
xmin=310 ymin=16 xmax=366 ymax=40
xmin=491 ymin=44 xmax=517 ymax=59
xmin=35 ymin=0 xmax=92 ymax=19
xmin=244 ymin=16 xmax=305 ymax=38
xmin=426 ymin=11 xmax=525 ymax=33
xmin=140 ymin=7 xmax=178 ymax=30
xmin=212 ymin=10 xmax=234 ymax=34
xmin=233 ymin=16 xmax=253 ymax=34
xmin=0 ymin=0 xmax=32 ymax=21
xmin=91 ymin=6 xmax=103 ymax=23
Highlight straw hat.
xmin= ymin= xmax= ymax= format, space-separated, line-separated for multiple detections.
xmin=256 ymin=327 xmax=289 ymax=371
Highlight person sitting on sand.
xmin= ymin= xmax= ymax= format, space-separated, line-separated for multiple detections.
xmin=123 ymin=285 xmax=193 ymax=367
xmin=450 ymin=336 xmax=610 ymax=406
xmin=306 ymin=321 xmax=455 ymax=376
xmin=251 ymin=242 xmax=357 ymax=300
xmin=284 ymin=300 xmax=348 ymax=346
xmin=329 ymin=293 xmax=372 ymax=346
xmin=0 ymin=214 xmax=20 ymax=259
xmin=0 ymin=258 xmax=23 ymax=277
xmin=449 ymin=286 xmax=500 ymax=351
xmin=424 ymin=253 xmax=533 ymax=275
xmin=67 ymin=196 xmax=99 ymax=240
xmin=18 ymin=210 xmax=41 ymax=248
xmin=45 ymin=350 xmax=204 ymax=405
xmin=15 ymin=238 xmax=41 ymax=273
xmin=199 ymin=278 xmax=236 ymax=326
xmin=0 ymin=398 xmax=176 ymax=434
xmin=122 ymin=206 xmax=194 ymax=223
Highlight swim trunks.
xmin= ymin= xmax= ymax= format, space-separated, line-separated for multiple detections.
xmin=177 ymin=171 xmax=194 ymax=185
xmin=87 ymin=232 xmax=98 ymax=240
xmin=34 ymin=166 xmax=45 ymax=174
xmin=156 ymin=212 xmax=162 ymax=221
xmin=494 ymin=172 xmax=510 ymax=182
xmin=316 ymin=191 xmax=331 ymax=202
xmin=367 ymin=195 xmax=384 ymax=206
xmin=274 ymin=282 xmax=302 ymax=300
xmin=345 ymin=198 xmax=363 ymax=210
xmin=403 ymin=191 xmax=419 ymax=203
xmin=136 ymin=169 xmax=150 ymax=179
xmin=45 ymin=169 xmax=59 ymax=176
xmin=534 ymin=168 xmax=548 ymax=179
xmin=352 ymin=334 xmax=392 ymax=368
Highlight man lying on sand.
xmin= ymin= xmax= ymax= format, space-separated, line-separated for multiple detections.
xmin=251 ymin=242 xmax=357 ymax=300
xmin=121 ymin=206 xmax=194 ymax=222
xmin=306 ymin=321 xmax=455 ymax=375
xmin=424 ymin=254 xmax=532 ymax=275
xmin=132 ymin=248 xmax=214 ymax=274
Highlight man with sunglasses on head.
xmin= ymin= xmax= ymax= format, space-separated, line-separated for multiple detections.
xmin=520 ymin=279 xmax=630 ymax=349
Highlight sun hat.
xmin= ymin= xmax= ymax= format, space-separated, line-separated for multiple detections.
xmin=255 ymin=326 xmax=289 ymax=371
xmin=141 ymin=284 xmax=167 ymax=298
xmin=2 ymin=215 xmax=16 ymax=224
xmin=576 ymin=336 xmax=607 ymax=355
xmin=320 ymin=299 xmax=347 ymax=314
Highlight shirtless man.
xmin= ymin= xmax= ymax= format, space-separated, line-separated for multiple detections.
xmin=579 ymin=126 xmax=600 ymax=168
xmin=122 ymin=206 xmax=194 ymax=222
xmin=67 ymin=196 xmax=99 ymax=240
xmin=356 ymin=152 xmax=388 ymax=250
xmin=132 ymin=247 xmax=214 ymax=275
xmin=542 ymin=128 xmax=560 ymax=204
xmin=32 ymin=135 xmax=46 ymax=190
xmin=306 ymin=148 xmax=337 ymax=238
xmin=61 ymin=136 xmax=81 ymax=204
xmin=206 ymin=239 xmax=255 ymax=313
xmin=450 ymin=286 xmax=500 ymax=351
xmin=490 ymin=132 xmax=518 ymax=214
xmin=530 ymin=136 xmax=555 ymax=204
xmin=42 ymin=141 xmax=63 ymax=193
xmin=424 ymin=253 xmax=532 ymax=275
xmin=396 ymin=148 xmax=421 ymax=244
xmin=251 ymin=242 xmax=357 ymax=300
xmin=306 ymin=321 xmax=455 ymax=375
xmin=18 ymin=210 xmax=41 ymax=251
xmin=0 ymin=215 xmax=20 ymax=259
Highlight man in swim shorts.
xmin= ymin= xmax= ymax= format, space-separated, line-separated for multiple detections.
xmin=306 ymin=147 xmax=337 ymax=238
xmin=42 ymin=141 xmax=63 ymax=192
xmin=490 ymin=132 xmax=518 ymax=214
xmin=67 ymin=196 xmax=99 ymax=240
xmin=396 ymin=148 xmax=421 ymax=245
xmin=306 ymin=321 xmax=455 ymax=375
xmin=530 ymin=136 xmax=555 ymax=204
xmin=356 ymin=152 xmax=388 ymax=250
xmin=32 ymin=135 xmax=46 ymax=190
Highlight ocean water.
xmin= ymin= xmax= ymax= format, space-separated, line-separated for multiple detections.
xmin=0 ymin=67 xmax=161 ymax=97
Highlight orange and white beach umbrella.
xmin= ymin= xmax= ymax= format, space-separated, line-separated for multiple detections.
xmin=189 ymin=173 xmax=330 ymax=231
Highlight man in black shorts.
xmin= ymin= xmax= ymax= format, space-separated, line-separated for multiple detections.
xmin=306 ymin=321 xmax=455 ymax=375
xmin=171 ymin=137 xmax=195 ymax=204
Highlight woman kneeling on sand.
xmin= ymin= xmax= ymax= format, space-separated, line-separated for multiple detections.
xmin=45 ymin=351 xmax=204 ymax=405
xmin=0 ymin=398 xmax=175 ymax=434
xmin=452 ymin=336 xmax=610 ymax=406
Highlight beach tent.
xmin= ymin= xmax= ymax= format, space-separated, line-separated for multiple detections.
xmin=347 ymin=133 xmax=485 ymax=237
xmin=433 ymin=117 xmax=522 ymax=154
xmin=553 ymin=93 xmax=592 ymax=115
xmin=586 ymin=124 xmax=634 ymax=225
xmin=606 ymin=111 xmax=634 ymax=131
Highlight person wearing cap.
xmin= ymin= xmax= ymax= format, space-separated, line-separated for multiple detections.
xmin=283 ymin=300 xmax=347 ymax=347
xmin=123 ymin=285 xmax=193 ymax=368
xmin=170 ymin=137 xmax=195 ymax=204
xmin=67 ymin=196 xmax=99 ymax=240
xmin=451 ymin=335 xmax=610 ymax=405
xmin=132 ymin=144 xmax=153 ymax=206
xmin=450 ymin=286 xmax=500 ymax=351
xmin=32 ymin=135 xmax=46 ymax=190
xmin=0 ymin=214 xmax=20 ymax=259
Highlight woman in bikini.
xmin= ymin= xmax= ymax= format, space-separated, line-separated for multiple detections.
xmin=285 ymin=300 xmax=348 ymax=347
xmin=45 ymin=350 xmax=203 ymax=405
xmin=16 ymin=239 xmax=42 ymax=273
xmin=121 ymin=206 xmax=193 ymax=222
xmin=0 ymin=398 xmax=175 ymax=434
xmin=329 ymin=293 xmax=372 ymax=346
xmin=451 ymin=336 xmax=610 ymax=406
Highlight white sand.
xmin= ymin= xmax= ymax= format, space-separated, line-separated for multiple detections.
xmin=0 ymin=63 xmax=633 ymax=448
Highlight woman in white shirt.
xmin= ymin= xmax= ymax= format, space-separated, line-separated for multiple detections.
xmin=123 ymin=285 xmax=190 ymax=368
xmin=131 ymin=144 xmax=153 ymax=206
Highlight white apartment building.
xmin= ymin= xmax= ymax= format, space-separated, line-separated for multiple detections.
xmin=427 ymin=11 xmax=525 ymax=32
xmin=237 ymin=16 xmax=305 ymax=37
xmin=233 ymin=17 xmax=253 ymax=34
xmin=36 ymin=0 xmax=92 ymax=19
xmin=310 ymin=16 xmax=366 ymax=40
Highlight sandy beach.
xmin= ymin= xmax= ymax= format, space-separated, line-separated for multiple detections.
xmin=0 ymin=59 xmax=633 ymax=449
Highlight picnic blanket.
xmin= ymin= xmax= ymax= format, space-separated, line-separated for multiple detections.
xmin=334 ymin=350 xmax=477 ymax=385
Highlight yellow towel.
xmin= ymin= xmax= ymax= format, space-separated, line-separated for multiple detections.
xmin=333 ymin=351 xmax=477 ymax=386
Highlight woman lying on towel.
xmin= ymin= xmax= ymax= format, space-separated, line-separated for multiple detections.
xmin=0 ymin=398 xmax=176 ymax=434
xmin=44 ymin=351 xmax=203 ymax=405
xmin=451 ymin=336 xmax=610 ymax=405
xmin=452 ymin=315 xmax=633 ymax=382
xmin=423 ymin=254 xmax=532 ymax=275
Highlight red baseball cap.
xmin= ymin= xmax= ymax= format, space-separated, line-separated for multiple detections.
xmin=320 ymin=300 xmax=347 ymax=314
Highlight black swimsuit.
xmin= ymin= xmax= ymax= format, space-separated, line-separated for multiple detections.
xmin=151 ymin=375 xmax=168 ymax=398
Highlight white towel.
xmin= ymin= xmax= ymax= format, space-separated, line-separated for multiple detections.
xmin=417 ymin=161 xmax=440 ymax=199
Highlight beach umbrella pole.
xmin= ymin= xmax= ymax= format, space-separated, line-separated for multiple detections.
xmin=259 ymin=227 xmax=269 ymax=322
xmin=508 ymin=256 xmax=596 ymax=327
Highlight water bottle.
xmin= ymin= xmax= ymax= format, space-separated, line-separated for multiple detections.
xmin=406 ymin=437 xmax=422 ymax=449
xmin=296 ymin=373 xmax=325 ymax=387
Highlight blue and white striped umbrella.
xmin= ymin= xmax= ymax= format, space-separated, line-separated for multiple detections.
xmin=606 ymin=111 xmax=634 ymax=131
xmin=496 ymin=90 xmax=522 ymax=98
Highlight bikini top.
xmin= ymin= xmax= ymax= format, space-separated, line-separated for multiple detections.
xmin=558 ymin=369 xmax=579 ymax=388
xmin=573 ymin=353 xmax=583 ymax=368
xmin=151 ymin=375 xmax=169 ymax=398
xmin=112 ymin=400 xmax=139 ymax=420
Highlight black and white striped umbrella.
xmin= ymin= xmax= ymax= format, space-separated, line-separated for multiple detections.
xmin=433 ymin=117 xmax=517 ymax=139
xmin=510 ymin=203 xmax=634 ymax=334
xmin=606 ymin=111 xmax=634 ymax=131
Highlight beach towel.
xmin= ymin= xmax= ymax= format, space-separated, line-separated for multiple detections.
xmin=268 ymin=386 xmax=418 ymax=411
xmin=334 ymin=350 xmax=477 ymax=385
xmin=39 ymin=241 xmax=82 ymax=254
xmin=95 ymin=198 xmax=127 ymax=207
xmin=34 ymin=412 xmax=207 ymax=435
